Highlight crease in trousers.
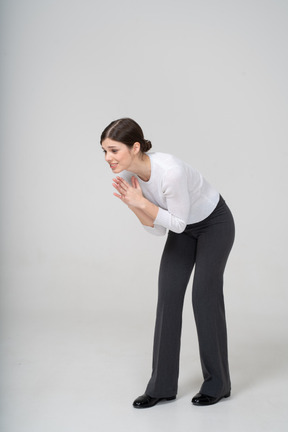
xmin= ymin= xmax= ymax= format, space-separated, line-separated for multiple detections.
xmin=145 ymin=196 xmax=235 ymax=399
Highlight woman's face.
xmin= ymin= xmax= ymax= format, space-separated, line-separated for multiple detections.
xmin=101 ymin=138 xmax=135 ymax=173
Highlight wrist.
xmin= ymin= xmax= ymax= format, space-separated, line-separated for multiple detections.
xmin=138 ymin=197 xmax=147 ymax=210
xmin=139 ymin=198 xmax=159 ymax=220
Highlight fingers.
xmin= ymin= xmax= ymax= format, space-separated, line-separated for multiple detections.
xmin=131 ymin=176 xmax=141 ymax=189
xmin=112 ymin=177 xmax=129 ymax=203
xmin=112 ymin=176 xmax=142 ymax=204
xmin=113 ymin=192 xmax=122 ymax=199
xmin=115 ymin=176 xmax=129 ymax=188
xmin=112 ymin=178 xmax=127 ymax=195
xmin=131 ymin=176 xmax=136 ymax=188
xmin=112 ymin=184 xmax=124 ymax=201
xmin=112 ymin=183 xmax=120 ymax=193
xmin=133 ymin=176 xmax=140 ymax=188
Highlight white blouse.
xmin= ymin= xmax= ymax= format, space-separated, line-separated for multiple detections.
xmin=120 ymin=152 xmax=220 ymax=236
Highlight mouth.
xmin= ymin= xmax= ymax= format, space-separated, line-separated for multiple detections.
xmin=110 ymin=163 xmax=118 ymax=169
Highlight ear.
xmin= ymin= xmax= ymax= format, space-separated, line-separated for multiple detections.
xmin=132 ymin=142 xmax=141 ymax=155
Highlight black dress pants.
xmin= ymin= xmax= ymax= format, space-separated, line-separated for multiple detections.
xmin=145 ymin=196 xmax=235 ymax=399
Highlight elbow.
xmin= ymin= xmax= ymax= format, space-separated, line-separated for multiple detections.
xmin=172 ymin=222 xmax=186 ymax=234
xmin=143 ymin=224 xmax=167 ymax=236
xmin=169 ymin=215 xmax=187 ymax=234
xmin=154 ymin=230 xmax=166 ymax=237
xmin=173 ymin=227 xmax=186 ymax=234
xmin=154 ymin=225 xmax=167 ymax=236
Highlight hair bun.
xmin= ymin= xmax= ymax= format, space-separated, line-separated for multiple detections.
xmin=142 ymin=139 xmax=152 ymax=152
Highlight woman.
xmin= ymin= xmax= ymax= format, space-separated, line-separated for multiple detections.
xmin=100 ymin=118 xmax=235 ymax=408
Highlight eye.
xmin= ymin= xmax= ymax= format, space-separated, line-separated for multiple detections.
xmin=112 ymin=150 xmax=118 ymax=153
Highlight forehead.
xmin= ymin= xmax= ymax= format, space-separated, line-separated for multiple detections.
xmin=101 ymin=138 xmax=125 ymax=150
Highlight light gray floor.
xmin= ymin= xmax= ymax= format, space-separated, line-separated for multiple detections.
xmin=1 ymin=308 xmax=287 ymax=432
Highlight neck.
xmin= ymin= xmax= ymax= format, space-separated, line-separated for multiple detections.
xmin=128 ymin=153 xmax=151 ymax=182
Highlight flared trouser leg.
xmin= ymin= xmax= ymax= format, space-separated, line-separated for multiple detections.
xmin=145 ymin=231 xmax=197 ymax=398
xmin=191 ymin=201 xmax=235 ymax=397
xmin=145 ymin=197 xmax=235 ymax=399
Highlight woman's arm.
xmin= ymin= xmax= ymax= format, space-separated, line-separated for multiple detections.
xmin=127 ymin=205 xmax=155 ymax=227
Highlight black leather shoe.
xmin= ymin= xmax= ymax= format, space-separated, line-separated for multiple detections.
xmin=133 ymin=394 xmax=176 ymax=409
xmin=192 ymin=391 xmax=231 ymax=406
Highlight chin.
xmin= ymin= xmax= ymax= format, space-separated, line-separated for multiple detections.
xmin=114 ymin=167 xmax=123 ymax=173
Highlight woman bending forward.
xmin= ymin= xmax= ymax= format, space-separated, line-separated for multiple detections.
xmin=100 ymin=118 xmax=235 ymax=408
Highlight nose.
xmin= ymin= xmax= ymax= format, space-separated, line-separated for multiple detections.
xmin=105 ymin=152 xmax=111 ymax=163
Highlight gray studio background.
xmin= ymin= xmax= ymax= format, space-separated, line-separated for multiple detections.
xmin=1 ymin=1 xmax=287 ymax=431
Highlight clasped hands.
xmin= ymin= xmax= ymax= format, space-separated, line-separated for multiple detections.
xmin=112 ymin=176 xmax=144 ymax=208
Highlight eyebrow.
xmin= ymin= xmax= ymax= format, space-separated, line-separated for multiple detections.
xmin=102 ymin=145 xmax=119 ymax=149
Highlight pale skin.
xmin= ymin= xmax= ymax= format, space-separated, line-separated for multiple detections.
xmin=101 ymin=138 xmax=159 ymax=227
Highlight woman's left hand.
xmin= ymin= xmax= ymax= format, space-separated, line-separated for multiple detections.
xmin=112 ymin=176 xmax=144 ymax=208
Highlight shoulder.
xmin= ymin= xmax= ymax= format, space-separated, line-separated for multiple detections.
xmin=150 ymin=152 xmax=180 ymax=163
xmin=150 ymin=153 xmax=188 ymax=190
xmin=150 ymin=152 xmax=185 ymax=173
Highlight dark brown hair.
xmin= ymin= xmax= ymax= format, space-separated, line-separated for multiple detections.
xmin=100 ymin=118 xmax=152 ymax=153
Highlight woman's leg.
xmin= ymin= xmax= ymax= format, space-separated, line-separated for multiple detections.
xmin=145 ymin=230 xmax=197 ymax=398
xmin=191 ymin=199 xmax=235 ymax=398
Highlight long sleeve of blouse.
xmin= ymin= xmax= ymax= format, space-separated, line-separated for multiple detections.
xmin=119 ymin=153 xmax=219 ymax=237
xmin=152 ymin=166 xmax=190 ymax=235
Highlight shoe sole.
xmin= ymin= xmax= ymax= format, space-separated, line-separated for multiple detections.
xmin=133 ymin=396 xmax=176 ymax=409
xmin=192 ymin=392 xmax=231 ymax=406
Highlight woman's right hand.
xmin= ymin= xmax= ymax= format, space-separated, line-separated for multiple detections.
xmin=112 ymin=176 xmax=144 ymax=208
